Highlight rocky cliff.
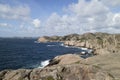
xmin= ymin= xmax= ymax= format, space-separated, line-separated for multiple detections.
xmin=0 ymin=32 xmax=120 ymax=80
xmin=38 ymin=32 xmax=120 ymax=55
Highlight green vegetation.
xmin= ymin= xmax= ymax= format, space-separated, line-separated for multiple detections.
xmin=80 ymin=37 xmax=86 ymax=42
xmin=96 ymin=37 xmax=103 ymax=45
xmin=75 ymin=61 xmax=80 ymax=64
xmin=46 ymin=76 xmax=54 ymax=80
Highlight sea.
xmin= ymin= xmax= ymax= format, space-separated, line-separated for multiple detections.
xmin=0 ymin=38 xmax=92 ymax=71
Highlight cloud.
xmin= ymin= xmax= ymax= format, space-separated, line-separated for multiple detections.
xmin=68 ymin=0 xmax=109 ymax=16
xmin=0 ymin=3 xmax=41 ymax=36
xmin=0 ymin=0 xmax=120 ymax=37
xmin=0 ymin=23 xmax=11 ymax=27
xmin=0 ymin=4 xmax=30 ymax=21
xmin=32 ymin=19 xmax=41 ymax=28
xmin=41 ymin=0 xmax=120 ymax=35
xmin=112 ymin=13 xmax=120 ymax=26
xmin=100 ymin=0 xmax=120 ymax=7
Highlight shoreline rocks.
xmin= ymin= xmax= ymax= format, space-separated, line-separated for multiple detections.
xmin=0 ymin=32 xmax=120 ymax=80
xmin=0 ymin=64 xmax=114 ymax=80
xmin=38 ymin=32 xmax=120 ymax=55
xmin=47 ymin=54 xmax=83 ymax=66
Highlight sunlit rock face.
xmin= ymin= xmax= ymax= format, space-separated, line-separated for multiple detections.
xmin=0 ymin=64 xmax=113 ymax=80
xmin=38 ymin=32 xmax=120 ymax=55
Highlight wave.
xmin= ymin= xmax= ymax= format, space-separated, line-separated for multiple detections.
xmin=47 ymin=45 xmax=55 ymax=47
xmin=60 ymin=43 xmax=69 ymax=48
xmin=87 ymin=49 xmax=93 ymax=53
xmin=38 ymin=60 xmax=50 ymax=68
xmin=60 ymin=43 xmax=64 ymax=46
xmin=34 ymin=41 xmax=40 ymax=43
xmin=81 ymin=48 xmax=88 ymax=50
xmin=81 ymin=48 xmax=93 ymax=54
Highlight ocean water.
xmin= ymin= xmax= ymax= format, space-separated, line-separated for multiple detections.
xmin=0 ymin=38 xmax=92 ymax=71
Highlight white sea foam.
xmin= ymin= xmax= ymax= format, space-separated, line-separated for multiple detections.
xmin=47 ymin=45 xmax=55 ymax=47
xmin=88 ymin=49 xmax=93 ymax=53
xmin=60 ymin=43 xmax=64 ymax=46
xmin=60 ymin=43 xmax=69 ymax=48
xmin=34 ymin=41 xmax=40 ymax=43
xmin=38 ymin=60 xmax=50 ymax=68
xmin=81 ymin=48 xmax=88 ymax=50
xmin=81 ymin=47 xmax=93 ymax=54
xmin=81 ymin=51 xmax=86 ymax=54
xmin=65 ymin=46 xmax=69 ymax=47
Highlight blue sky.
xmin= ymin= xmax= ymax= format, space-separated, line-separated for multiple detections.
xmin=0 ymin=0 xmax=120 ymax=37
xmin=16 ymin=0 xmax=78 ymax=20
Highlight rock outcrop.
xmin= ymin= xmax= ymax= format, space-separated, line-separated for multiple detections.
xmin=37 ymin=36 xmax=50 ymax=43
xmin=48 ymin=54 xmax=83 ymax=66
xmin=38 ymin=32 xmax=120 ymax=55
xmin=0 ymin=54 xmax=116 ymax=80
xmin=0 ymin=65 xmax=114 ymax=80
xmin=37 ymin=36 xmax=62 ymax=43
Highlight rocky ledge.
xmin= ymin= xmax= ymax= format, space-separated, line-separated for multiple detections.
xmin=0 ymin=54 xmax=115 ymax=80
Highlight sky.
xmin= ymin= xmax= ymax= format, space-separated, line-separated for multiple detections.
xmin=0 ymin=0 xmax=120 ymax=37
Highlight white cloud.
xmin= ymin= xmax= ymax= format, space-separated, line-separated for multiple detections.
xmin=101 ymin=0 xmax=120 ymax=7
xmin=0 ymin=0 xmax=120 ymax=37
xmin=32 ymin=19 xmax=41 ymax=28
xmin=0 ymin=23 xmax=11 ymax=27
xmin=112 ymin=13 xmax=120 ymax=25
xmin=42 ymin=0 xmax=120 ymax=35
xmin=68 ymin=0 xmax=109 ymax=16
xmin=41 ymin=0 xmax=105 ymax=35
xmin=0 ymin=4 xmax=30 ymax=21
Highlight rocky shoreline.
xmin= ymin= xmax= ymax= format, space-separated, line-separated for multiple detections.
xmin=38 ymin=32 xmax=120 ymax=55
xmin=0 ymin=32 xmax=120 ymax=80
xmin=0 ymin=53 xmax=118 ymax=80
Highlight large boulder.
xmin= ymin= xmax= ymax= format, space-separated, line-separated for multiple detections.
xmin=48 ymin=54 xmax=83 ymax=66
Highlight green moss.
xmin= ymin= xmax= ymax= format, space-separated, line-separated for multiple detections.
xmin=75 ymin=61 xmax=80 ymax=64
xmin=42 ymin=76 xmax=55 ymax=80
xmin=46 ymin=76 xmax=54 ymax=80
xmin=96 ymin=37 xmax=103 ymax=45
xmin=80 ymin=38 xmax=86 ymax=42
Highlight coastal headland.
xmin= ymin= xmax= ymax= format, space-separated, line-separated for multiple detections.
xmin=0 ymin=32 xmax=120 ymax=80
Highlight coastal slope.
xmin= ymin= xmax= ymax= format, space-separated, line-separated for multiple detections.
xmin=0 ymin=54 xmax=114 ymax=80
xmin=38 ymin=32 xmax=120 ymax=55
xmin=0 ymin=32 xmax=120 ymax=80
